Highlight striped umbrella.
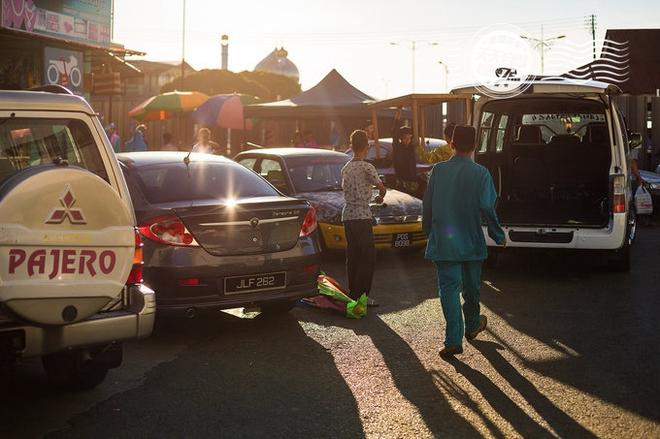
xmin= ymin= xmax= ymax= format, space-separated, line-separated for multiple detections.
xmin=128 ymin=91 xmax=209 ymax=121
xmin=191 ymin=94 xmax=259 ymax=130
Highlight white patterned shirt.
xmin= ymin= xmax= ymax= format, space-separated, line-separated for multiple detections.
xmin=341 ymin=160 xmax=381 ymax=221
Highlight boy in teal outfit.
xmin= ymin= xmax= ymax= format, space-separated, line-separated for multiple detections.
xmin=422 ymin=125 xmax=506 ymax=357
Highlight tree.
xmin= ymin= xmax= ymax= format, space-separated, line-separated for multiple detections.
xmin=160 ymin=69 xmax=300 ymax=101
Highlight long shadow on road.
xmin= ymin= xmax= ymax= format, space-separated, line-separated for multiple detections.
xmin=298 ymin=308 xmax=480 ymax=438
xmin=457 ymin=340 xmax=597 ymax=438
xmin=47 ymin=313 xmax=365 ymax=439
xmin=480 ymin=227 xmax=660 ymax=423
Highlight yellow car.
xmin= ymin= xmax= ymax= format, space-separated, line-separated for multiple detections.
xmin=235 ymin=148 xmax=427 ymax=251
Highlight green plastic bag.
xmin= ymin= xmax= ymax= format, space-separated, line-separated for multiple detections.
xmin=317 ymin=274 xmax=368 ymax=319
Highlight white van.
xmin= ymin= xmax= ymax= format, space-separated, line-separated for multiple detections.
xmin=453 ymin=80 xmax=638 ymax=271
xmin=0 ymin=87 xmax=155 ymax=389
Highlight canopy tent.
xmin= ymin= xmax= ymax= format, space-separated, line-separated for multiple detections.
xmin=244 ymin=69 xmax=376 ymax=118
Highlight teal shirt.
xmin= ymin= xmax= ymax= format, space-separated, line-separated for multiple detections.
xmin=423 ymin=156 xmax=505 ymax=261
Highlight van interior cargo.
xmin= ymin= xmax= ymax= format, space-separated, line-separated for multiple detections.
xmin=478 ymin=98 xmax=613 ymax=228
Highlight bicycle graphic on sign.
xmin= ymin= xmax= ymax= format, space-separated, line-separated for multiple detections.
xmin=46 ymin=55 xmax=82 ymax=90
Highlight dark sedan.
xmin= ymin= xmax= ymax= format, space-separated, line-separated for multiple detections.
xmin=118 ymin=152 xmax=321 ymax=317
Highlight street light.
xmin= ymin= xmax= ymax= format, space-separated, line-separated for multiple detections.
xmin=520 ymin=25 xmax=565 ymax=75
xmin=390 ymin=40 xmax=438 ymax=93
xmin=181 ymin=0 xmax=186 ymax=89
xmin=438 ymin=60 xmax=449 ymax=92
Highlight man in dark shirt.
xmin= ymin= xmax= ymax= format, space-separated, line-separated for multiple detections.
xmin=392 ymin=109 xmax=418 ymax=183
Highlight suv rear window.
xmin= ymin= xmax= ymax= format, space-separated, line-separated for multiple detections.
xmin=0 ymin=118 xmax=108 ymax=185
xmin=131 ymin=161 xmax=279 ymax=204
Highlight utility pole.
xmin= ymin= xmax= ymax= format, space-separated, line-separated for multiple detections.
xmin=520 ymin=26 xmax=566 ymax=76
xmin=390 ymin=40 xmax=438 ymax=93
xmin=411 ymin=40 xmax=416 ymax=93
xmin=438 ymin=61 xmax=449 ymax=92
xmin=589 ymin=14 xmax=597 ymax=59
xmin=180 ymin=0 xmax=186 ymax=90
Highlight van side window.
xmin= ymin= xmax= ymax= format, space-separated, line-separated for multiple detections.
xmin=478 ymin=111 xmax=494 ymax=153
xmin=0 ymin=118 xmax=108 ymax=185
xmin=495 ymin=115 xmax=509 ymax=152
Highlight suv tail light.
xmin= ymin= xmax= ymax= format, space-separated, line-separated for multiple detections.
xmin=138 ymin=214 xmax=199 ymax=247
xmin=299 ymin=207 xmax=318 ymax=237
xmin=612 ymin=175 xmax=626 ymax=214
xmin=126 ymin=228 xmax=144 ymax=285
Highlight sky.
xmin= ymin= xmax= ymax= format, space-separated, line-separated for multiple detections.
xmin=113 ymin=0 xmax=660 ymax=99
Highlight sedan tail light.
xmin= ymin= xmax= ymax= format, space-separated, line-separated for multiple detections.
xmin=299 ymin=207 xmax=318 ymax=237
xmin=126 ymin=228 xmax=144 ymax=285
xmin=139 ymin=214 xmax=200 ymax=247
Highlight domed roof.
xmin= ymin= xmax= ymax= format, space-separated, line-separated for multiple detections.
xmin=255 ymin=47 xmax=299 ymax=80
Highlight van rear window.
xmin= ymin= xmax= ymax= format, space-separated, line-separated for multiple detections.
xmin=520 ymin=113 xmax=606 ymax=143
xmin=0 ymin=118 xmax=108 ymax=185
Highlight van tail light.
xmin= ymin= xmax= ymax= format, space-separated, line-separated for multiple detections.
xmin=612 ymin=175 xmax=626 ymax=214
xmin=299 ymin=207 xmax=318 ymax=238
xmin=126 ymin=228 xmax=144 ymax=285
xmin=138 ymin=214 xmax=199 ymax=247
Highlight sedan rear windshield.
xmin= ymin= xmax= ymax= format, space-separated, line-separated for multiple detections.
xmin=287 ymin=156 xmax=349 ymax=193
xmin=0 ymin=117 xmax=108 ymax=185
xmin=132 ymin=161 xmax=279 ymax=204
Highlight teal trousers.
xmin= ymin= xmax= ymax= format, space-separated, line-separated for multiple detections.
xmin=435 ymin=261 xmax=483 ymax=347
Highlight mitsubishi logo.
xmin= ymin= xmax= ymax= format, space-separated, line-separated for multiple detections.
xmin=45 ymin=184 xmax=86 ymax=225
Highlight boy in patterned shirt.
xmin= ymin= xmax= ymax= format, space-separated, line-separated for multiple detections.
xmin=341 ymin=130 xmax=387 ymax=306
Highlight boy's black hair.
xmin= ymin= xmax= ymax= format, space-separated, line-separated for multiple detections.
xmin=452 ymin=125 xmax=476 ymax=152
xmin=399 ymin=126 xmax=412 ymax=137
xmin=350 ymin=129 xmax=369 ymax=152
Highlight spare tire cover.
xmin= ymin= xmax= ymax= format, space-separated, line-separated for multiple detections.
xmin=0 ymin=166 xmax=134 ymax=325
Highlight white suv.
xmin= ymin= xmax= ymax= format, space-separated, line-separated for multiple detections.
xmin=0 ymin=87 xmax=155 ymax=389
xmin=453 ymin=80 xmax=637 ymax=271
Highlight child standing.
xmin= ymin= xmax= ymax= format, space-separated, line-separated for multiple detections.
xmin=341 ymin=130 xmax=387 ymax=306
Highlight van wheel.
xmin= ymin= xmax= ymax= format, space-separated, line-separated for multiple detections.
xmin=607 ymin=243 xmax=631 ymax=272
xmin=43 ymin=350 xmax=110 ymax=391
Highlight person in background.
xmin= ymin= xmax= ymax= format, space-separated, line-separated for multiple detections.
xmin=161 ymin=132 xmax=177 ymax=151
xmin=392 ymin=109 xmax=420 ymax=195
xmin=423 ymin=125 xmax=506 ymax=358
xmin=192 ymin=128 xmax=222 ymax=155
xmin=105 ymin=123 xmax=121 ymax=153
xmin=124 ymin=124 xmax=148 ymax=152
xmin=329 ymin=121 xmax=341 ymax=150
xmin=300 ymin=130 xmax=319 ymax=148
xmin=342 ymin=129 xmax=387 ymax=307
xmin=365 ymin=120 xmax=376 ymax=144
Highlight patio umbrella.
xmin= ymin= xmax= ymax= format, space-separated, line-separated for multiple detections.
xmin=128 ymin=91 xmax=209 ymax=121
xmin=191 ymin=94 xmax=259 ymax=130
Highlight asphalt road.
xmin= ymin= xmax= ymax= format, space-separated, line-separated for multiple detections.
xmin=3 ymin=228 xmax=660 ymax=438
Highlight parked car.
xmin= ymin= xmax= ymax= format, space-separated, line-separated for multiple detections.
xmin=234 ymin=148 xmax=426 ymax=251
xmin=0 ymin=87 xmax=154 ymax=390
xmin=118 ymin=151 xmax=321 ymax=317
xmin=453 ymin=79 xmax=639 ymax=270
xmin=346 ymin=138 xmax=439 ymax=193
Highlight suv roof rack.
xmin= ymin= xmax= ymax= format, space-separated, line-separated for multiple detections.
xmin=28 ymin=84 xmax=74 ymax=95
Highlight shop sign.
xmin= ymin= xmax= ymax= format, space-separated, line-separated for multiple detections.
xmin=44 ymin=46 xmax=84 ymax=95
xmin=2 ymin=0 xmax=111 ymax=47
